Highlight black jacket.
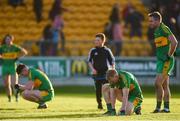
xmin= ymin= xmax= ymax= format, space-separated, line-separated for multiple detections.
xmin=88 ymin=46 xmax=115 ymax=75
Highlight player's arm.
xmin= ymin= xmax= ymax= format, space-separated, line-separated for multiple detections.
xmin=107 ymin=48 xmax=115 ymax=69
xmin=88 ymin=49 xmax=97 ymax=74
xmin=120 ymin=87 xmax=129 ymax=114
xmin=110 ymin=87 xmax=116 ymax=109
xmin=18 ymin=81 xmax=34 ymax=90
xmin=18 ymin=47 xmax=28 ymax=58
xmin=168 ymin=34 xmax=178 ymax=57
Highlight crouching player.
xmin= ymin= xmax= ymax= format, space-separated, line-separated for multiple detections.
xmin=15 ymin=64 xmax=54 ymax=109
xmin=102 ymin=69 xmax=143 ymax=115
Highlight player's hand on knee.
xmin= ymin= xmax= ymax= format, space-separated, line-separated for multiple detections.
xmin=14 ymin=84 xmax=20 ymax=90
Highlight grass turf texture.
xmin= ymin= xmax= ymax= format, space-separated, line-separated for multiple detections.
xmin=0 ymin=86 xmax=180 ymax=121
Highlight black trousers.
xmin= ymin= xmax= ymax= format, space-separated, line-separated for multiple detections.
xmin=94 ymin=79 xmax=108 ymax=105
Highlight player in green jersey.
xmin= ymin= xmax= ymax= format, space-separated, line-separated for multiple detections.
xmin=102 ymin=69 xmax=143 ymax=116
xmin=15 ymin=64 xmax=54 ymax=109
xmin=0 ymin=34 xmax=27 ymax=102
xmin=148 ymin=12 xmax=178 ymax=113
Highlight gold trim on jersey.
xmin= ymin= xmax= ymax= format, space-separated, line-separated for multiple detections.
xmin=34 ymin=79 xmax=42 ymax=88
xmin=162 ymin=60 xmax=170 ymax=75
xmin=155 ymin=37 xmax=168 ymax=47
xmin=40 ymin=91 xmax=49 ymax=97
xmin=2 ymin=52 xmax=18 ymax=59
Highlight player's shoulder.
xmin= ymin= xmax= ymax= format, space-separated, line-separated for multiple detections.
xmin=12 ymin=44 xmax=21 ymax=48
xmin=89 ymin=48 xmax=96 ymax=53
xmin=160 ymin=23 xmax=171 ymax=34
xmin=104 ymin=46 xmax=112 ymax=52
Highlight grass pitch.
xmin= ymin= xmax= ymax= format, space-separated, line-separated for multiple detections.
xmin=0 ymin=86 xmax=180 ymax=121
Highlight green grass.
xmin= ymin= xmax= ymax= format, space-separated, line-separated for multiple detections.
xmin=0 ymin=86 xmax=180 ymax=121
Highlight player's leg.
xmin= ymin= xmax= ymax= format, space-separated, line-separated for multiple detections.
xmin=125 ymin=102 xmax=134 ymax=115
xmin=11 ymin=73 xmax=19 ymax=102
xmin=21 ymin=90 xmax=42 ymax=102
xmin=102 ymin=84 xmax=113 ymax=114
xmin=161 ymin=58 xmax=174 ymax=113
xmin=3 ymin=75 xmax=12 ymax=102
xmin=115 ymin=88 xmax=122 ymax=102
xmin=162 ymin=76 xmax=171 ymax=113
xmin=154 ymin=74 xmax=166 ymax=112
xmin=125 ymin=96 xmax=143 ymax=115
xmin=94 ymin=80 xmax=102 ymax=109
xmin=21 ymin=90 xmax=51 ymax=109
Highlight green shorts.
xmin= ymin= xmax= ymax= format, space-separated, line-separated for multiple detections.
xmin=2 ymin=64 xmax=16 ymax=76
xmin=128 ymin=94 xmax=143 ymax=111
xmin=156 ymin=57 xmax=174 ymax=75
xmin=40 ymin=90 xmax=54 ymax=102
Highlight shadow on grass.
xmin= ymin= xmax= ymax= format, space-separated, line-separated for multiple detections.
xmin=0 ymin=113 xmax=103 ymax=120
xmin=0 ymin=108 xmax=23 ymax=111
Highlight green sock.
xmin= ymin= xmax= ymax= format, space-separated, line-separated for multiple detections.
xmin=106 ymin=103 xmax=112 ymax=111
xmin=156 ymin=101 xmax=162 ymax=110
xmin=164 ymin=101 xmax=169 ymax=110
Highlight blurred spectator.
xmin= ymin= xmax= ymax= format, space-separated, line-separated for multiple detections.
xmin=51 ymin=27 xmax=60 ymax=56
xmin=53 ymin=14 xmax=65 ymax=51
xmin=104 ymin=22 xmax=113 ymax=42
xmin=49 ymin=0 xmax=61 ymax=21
xmin=177 ymin=13 xmax=180 ymax=34
xmin=109 ymin=3 xmax=123 ymax=56
xmin=41 ymin=24 xmax=53 ymax=56
xmin=147 ymin=27 xmax=155 ymax=56
xmin=125 ymin=7 xmax=144 ymax=38
xmin=33 ymin=0 xmax=43 ymax=23
xmin=122 ymin=1 xmax=134 ymax=20
xmin=8 ymin=0 xmax=25 ymax=8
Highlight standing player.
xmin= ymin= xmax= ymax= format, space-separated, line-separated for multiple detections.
xmin=88 ymin=33 xmax=115 ymax=109
xmin=148 ymin=12 xmax=178 ymax=113
xmin=15 ymin=64 xmax=54 ymax=109
xmin=103 ymin=69 xmax=143 ymax=115
xmin=0 ymin=34 xmax=27 ymax=102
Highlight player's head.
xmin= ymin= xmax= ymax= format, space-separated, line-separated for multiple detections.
xmin=16 ymin=63 xmax=29 ymax=76
xmin=94 ymin=33 xmax=106 ymax=47
xmin=106 ymin=69 xmax=119 ymax=84
xmin=148 ymin=11 xmax=162 ymax=28
xmin=2 ymin=34 xmax=14 ymax=45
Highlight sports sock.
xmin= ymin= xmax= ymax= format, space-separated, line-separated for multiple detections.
xmin=156 ymin=101 xmax=162 ymax=110
xmin=106 ymin=103 xmax=112 ymax=111
xmin=164 ymin=101 xmax=169 ymax=110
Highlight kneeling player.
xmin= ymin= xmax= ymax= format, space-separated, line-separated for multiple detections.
xmin=15 ymin=64 xmax=54 ymax=109
xmin=103 ymin=69 xmax=143 ymax=115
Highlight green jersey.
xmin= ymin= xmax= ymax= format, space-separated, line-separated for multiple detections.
xmin=110 ymin=70 xmax=142 ymax=96
xmin=28 ymin=68 xmax=54 ymax=91
xmin=154 ymin=23 xmax=173 ymax=60
xmin=0 ymin=44 xmax=22 ymax=65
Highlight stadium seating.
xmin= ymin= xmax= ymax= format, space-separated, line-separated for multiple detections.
xmin=0 ymin=0 xmax=151 ymax=56
xmin=62 ymin=0 xmax=151 ymax=56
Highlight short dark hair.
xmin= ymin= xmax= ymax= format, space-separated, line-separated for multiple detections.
xmin=2 ymin=34 xmax=14 ymax=45
xmin=95 ymin=33 xmax=106 ymax=43
xmin=16 ymin=64 xmax=27 ymax=75
xmin=106 ymin=69 xmax=117 ymax=81
xmin=148 ymin=11 xmax=162 ymax=22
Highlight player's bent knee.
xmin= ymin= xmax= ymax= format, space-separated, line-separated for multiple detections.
xmin=21 ymin=90 xmax=30 ymax=99
xmin=102 ymin=84 xmax=110 ymax=92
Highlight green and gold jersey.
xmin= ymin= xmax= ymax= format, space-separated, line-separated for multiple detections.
xmin=154 ymin=23 xmax=173 ymax=60
xmin=0 ymin=44 xmax=22 ymax=65
xmin=110 ymin=70 xmax=142 ymax=96
xmin=28 ymin=68 xmax=54 ymax=91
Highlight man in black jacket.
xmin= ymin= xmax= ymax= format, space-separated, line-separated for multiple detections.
xmin=88 ymin=33 xmax=115 ymax=109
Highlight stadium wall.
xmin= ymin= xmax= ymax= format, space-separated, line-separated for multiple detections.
xmin=0 ymin=57 xmax=179 ymax=86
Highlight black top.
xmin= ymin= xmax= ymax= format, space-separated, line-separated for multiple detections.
xmin=88 ymin=46 xmax=115 ymax=75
